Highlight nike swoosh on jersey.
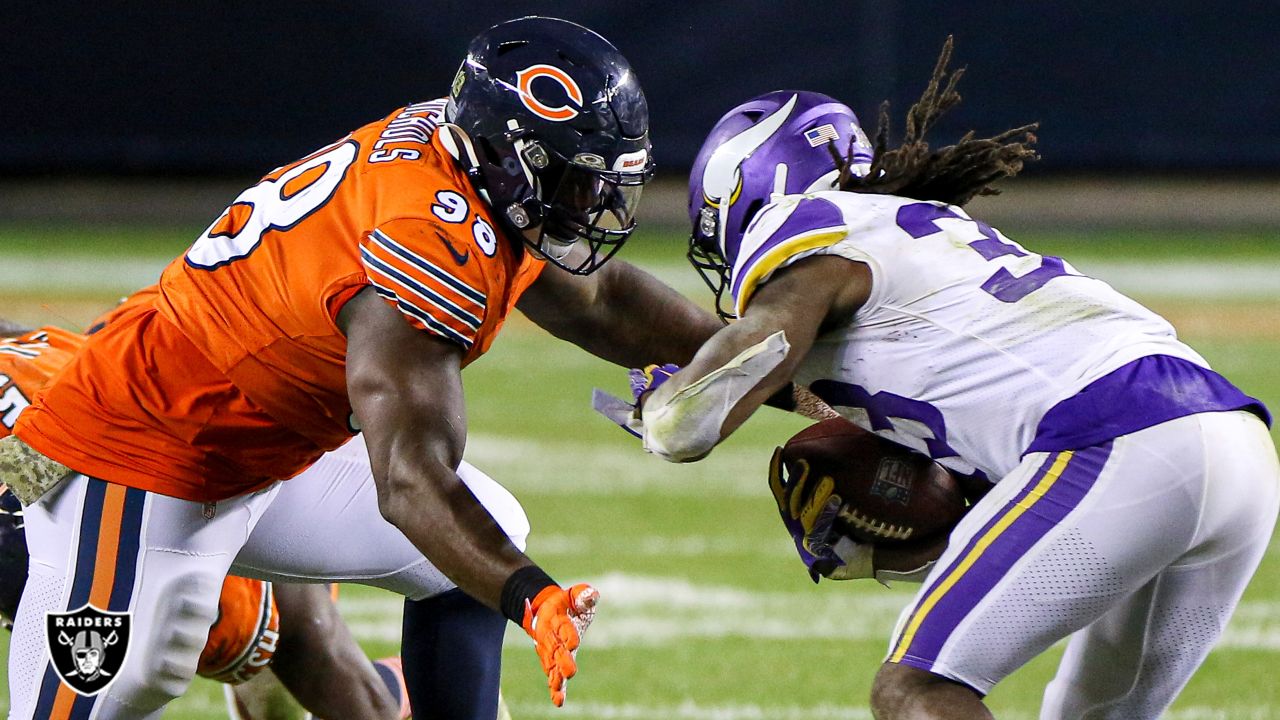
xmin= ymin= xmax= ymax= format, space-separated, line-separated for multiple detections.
xmin=437 ymin=232 xmax=471 ymax=266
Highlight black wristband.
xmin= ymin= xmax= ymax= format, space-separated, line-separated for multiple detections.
xmin=500 ymin=565 xmax=557 ymax=624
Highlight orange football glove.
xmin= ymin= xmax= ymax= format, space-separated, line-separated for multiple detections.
xmin=521 ymin=583 xmax=599 ymax=706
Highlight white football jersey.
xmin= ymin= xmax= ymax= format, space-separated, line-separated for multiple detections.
xmin=731 ymin=191 xmax=1207 ymax=481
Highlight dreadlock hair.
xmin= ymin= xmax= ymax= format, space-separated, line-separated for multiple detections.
xmin=832 ymin=36 xmax=1039 ymax=207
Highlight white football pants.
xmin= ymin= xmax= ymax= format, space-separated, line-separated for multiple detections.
xmin=7 ymin=436 xmax=528 ymax=720
xmin=884 ymin=411 xmax=1278 ymax=719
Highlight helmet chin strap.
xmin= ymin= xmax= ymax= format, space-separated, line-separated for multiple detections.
xmin=771 ymin=163 xmax=789 ymax=199
xmin=438 ymin=123 xmax=493 ymax=206
xmin=506 ymin=119 xmax=540 ymax=194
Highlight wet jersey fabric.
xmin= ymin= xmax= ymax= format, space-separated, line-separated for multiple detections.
xmin=15 ymin=100 xmax=545 ymax=501
xmin=730 ymin=191 xmax=1266 ymax=482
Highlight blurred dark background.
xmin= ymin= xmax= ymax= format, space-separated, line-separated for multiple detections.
xmin=7 ymin=1 xmax=1279 ymax=179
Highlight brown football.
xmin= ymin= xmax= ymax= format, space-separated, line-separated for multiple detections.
xmin=779 ymin=418 xmax=968 ymax=545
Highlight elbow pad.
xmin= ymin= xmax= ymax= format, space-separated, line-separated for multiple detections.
xmin=641 ymin=331 xmax=790 ymax=462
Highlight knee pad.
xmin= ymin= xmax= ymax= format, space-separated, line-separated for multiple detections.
xmin=107 ymin=570 xmax=224 ymax=709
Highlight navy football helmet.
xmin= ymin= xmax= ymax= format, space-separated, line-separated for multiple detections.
xmin=0 ymin=484 xmax=27 ymax=629
xmin=687 ymin=91 xmax=873 ymax=320
xmin=446 ymin=16 xmax=654 ymax=274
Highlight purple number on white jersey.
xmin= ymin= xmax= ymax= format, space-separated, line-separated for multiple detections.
xmin=810 ymin=379 xmax=959 ymax=460
xmin=896 ymin=203 xmax=1072 ymax=303
xmin=809 ymin=379 xmax=991 ymax=483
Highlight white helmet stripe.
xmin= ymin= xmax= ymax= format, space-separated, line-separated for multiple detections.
xmin=700 ymin=94 xmax=798 ymax=204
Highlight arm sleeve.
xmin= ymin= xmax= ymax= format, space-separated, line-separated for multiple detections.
xmin=359 ymin=217 xmax=490 ymax=351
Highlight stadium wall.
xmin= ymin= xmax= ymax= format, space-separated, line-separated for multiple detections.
xmin=7 ymin=1 xmax=1279 ymax=176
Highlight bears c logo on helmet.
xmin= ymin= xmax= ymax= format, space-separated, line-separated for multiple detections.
xmin=515 ymin=64 xmax=583 ymax=122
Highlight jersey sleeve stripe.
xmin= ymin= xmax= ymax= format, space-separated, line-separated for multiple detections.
xmin=733 ymin=229 xmax=848 ymax=316
xmin=361 ymin=248 xmax=483 ymax=331
xmin=371 ymin=287 xmax=475 ymax=350
xmin=360 ymin=243 xmax=484 ymax=320
xmin=364 ymin=265 xmax=480 ymax=344
xmin=0 ymin=346 xmax=42 ymax=359
xmin=369 ymin=230 xmax=486 ymax=306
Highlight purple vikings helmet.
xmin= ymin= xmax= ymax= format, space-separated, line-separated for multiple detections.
xmin=688 ymin=91 xmax=874 ymax=319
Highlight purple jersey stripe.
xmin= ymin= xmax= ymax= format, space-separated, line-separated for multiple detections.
xmin=889 ymin=442 xmax=1113 ymax=668
xmin=1028 ymin=354 xmax=1270 ymax=454
xmin=730 ymin=195 xmax=845 ymax=300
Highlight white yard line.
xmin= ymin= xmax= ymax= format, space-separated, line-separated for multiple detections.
xmin=529 ymin=533 xmax=792 ymax=558
xmin=0 ymin=254 xmax=167 ymax=293
xmin=335 ymin=573 xmax=1280 ymax=653
xmin=1069 ymin=259 xmax=1280 ymax=300
xmin=464 ymin=433 xmax=770 ymax=498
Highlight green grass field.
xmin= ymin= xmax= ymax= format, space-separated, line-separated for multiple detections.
xmin=2 ymin=224 xmax=1279 ymax=718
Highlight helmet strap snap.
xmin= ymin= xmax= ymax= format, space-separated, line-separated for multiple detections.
xmin=521 ymin=141 xmax=551 ymax=171
xmin=506 ymin=204 xmax=533 ymax=229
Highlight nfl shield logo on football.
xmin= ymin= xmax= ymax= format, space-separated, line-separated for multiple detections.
xmin=869 ymin=457 xmax=915 ymax=506
xmin=46 ymin=605 xmax=131 ymax=696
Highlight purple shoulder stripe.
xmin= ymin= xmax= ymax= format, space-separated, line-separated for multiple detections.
xmin=731 ymin=196 xmax=845 ymax=300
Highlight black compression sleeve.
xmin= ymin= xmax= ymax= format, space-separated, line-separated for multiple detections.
xmin=499 ymin=565 xmax=557 ymax=624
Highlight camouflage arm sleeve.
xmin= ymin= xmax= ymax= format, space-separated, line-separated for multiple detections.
xmin=0 ymin=436 xmax=73 ymax=505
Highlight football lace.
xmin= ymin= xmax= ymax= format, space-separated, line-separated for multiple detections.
xmin=839 ymin=505 xmax=915 ymax=541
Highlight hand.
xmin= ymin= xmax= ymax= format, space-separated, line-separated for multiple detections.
xmin=767 ymin=448 xmax=939 ymax=584
xmin=628 ymin=363 xmax=680 ymax=406
xmin=768 ymin=446 xmax=848 ymax=582
xmin=591 ymin=364 xmax=681 ymax=441
xmin=522 ymin=583 xmax=600 ymax=706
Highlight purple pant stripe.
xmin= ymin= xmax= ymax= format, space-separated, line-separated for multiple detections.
xmin=890 ymin=442 xmax=1113 ymax=667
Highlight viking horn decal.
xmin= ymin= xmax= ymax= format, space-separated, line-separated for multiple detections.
xmin=700 ymin=94 xmax=798 ymax=205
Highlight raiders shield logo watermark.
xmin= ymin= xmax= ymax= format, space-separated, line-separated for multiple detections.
xmin=46 ymin=605 xmax=131 ymax=696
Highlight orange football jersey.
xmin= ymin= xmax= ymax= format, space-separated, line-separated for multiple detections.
xmin=0 ymin=327 xmax=84 ymax=438
xmin=197 ymin=576 xmax=280 ymax=685
xmin=16 ymin=99 xmax=545 ymax=501
xmin=2 ymin=330 xmax=287 ymax=684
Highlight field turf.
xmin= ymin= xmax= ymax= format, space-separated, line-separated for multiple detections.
xmin=2 ymin=224 xmax=1279 ymax=719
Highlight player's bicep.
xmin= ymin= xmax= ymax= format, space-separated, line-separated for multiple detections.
xmin=340 ymin=287 xmax=467 ymax=485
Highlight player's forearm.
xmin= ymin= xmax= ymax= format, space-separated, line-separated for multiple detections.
xmin=523 ymin=259 xmax=721 ymax=367
xmin=589 ymin=260 xmax=722 ymax=366
xmin=642 ymin=315 xmax=796 ymax=462
xmin=374 ymin=451 xmax=533 ymax=612
xmin=641 ymin=260 xmax=851 ymax=461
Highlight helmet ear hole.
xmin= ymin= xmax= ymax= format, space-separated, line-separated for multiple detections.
xmin=473 ymin=136 xmax=503 ymax=167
